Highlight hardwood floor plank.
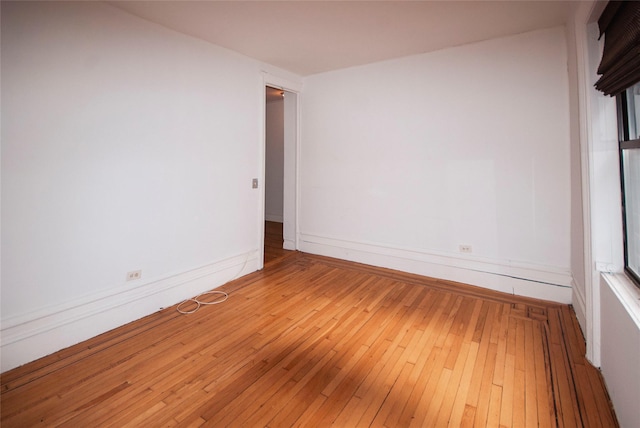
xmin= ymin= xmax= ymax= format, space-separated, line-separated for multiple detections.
xmin=351 ymin=345 xmax=408 ymax=427
xmin=499 ymin=352 xmax=516 ymax=428
xmin=473 ymin=342 xmax=499 ymax=428
xmin=446 ymin=341 xmax=481 ymax=427
xmin=492 ymin=303 xmax=511 ymax=387
xmin=547 ymin=308 xmax=582 ymax=427
xmin=486 ymin=383 xmax=503 ymax=428
xmin=524 ymin=319 xmax=540 ymax=428
xmin=513 ymin=367 xmax=527 ymax=428
xmin=370 ymin=359 xmax=414 ymax=427
xmin=317 ymin=287 xmax=422 ymax=425
xmin=533 ymin=320 xmax=554 ymax=428
xmin=463 ymin=302 xmax=497 ymax=426
xmin=1 ymin=249 xmax=618 ymax=427
xmin=395 ymin=293 xmax=457 ymax=426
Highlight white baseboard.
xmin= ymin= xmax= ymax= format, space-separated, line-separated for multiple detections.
xmin=299 ymin=233 xmax=572 ymax=304
xmin=265 ymin=214 xmax=283 ymax=223
xmin=572 ymin=280 xmax=587 ymax=334
xmin=0 ymin=250 xmax=260 ymax=373
xmin=283 ymin=239 xmax=296 ymax=251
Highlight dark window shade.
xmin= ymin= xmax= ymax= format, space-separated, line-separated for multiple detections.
xmin=595 ymin=1 xmax=640 ymax=96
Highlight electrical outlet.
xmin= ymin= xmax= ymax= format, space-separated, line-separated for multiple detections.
xmin=126 ymin=270 xmax=142 ymax=281
xmin=459 ymin=245 xmax=472 ymax=253
xmin=252 ymin=178 xmax=259 ymax=189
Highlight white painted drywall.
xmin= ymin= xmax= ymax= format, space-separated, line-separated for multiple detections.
xmin=0 ymin=1 xmax=301 ymax=370
xmin=265 ymin=97 xmax=284 ymax=222
xmin=568 ymin=3 xmax=640 ymax=424
xmin=565 ymin=15 xmax=587 ymax=332
xmin=300 ymin=27 xmax=572 ymax=300
xmin=601 ymin=276 xmax=640 ymax=428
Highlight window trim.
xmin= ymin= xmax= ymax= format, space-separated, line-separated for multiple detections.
xmin=616 ymin=90 xmax=640 ymax=287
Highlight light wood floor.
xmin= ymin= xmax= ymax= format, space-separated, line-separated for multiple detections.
xmin=264 ymin=221 xmax=290 ymax=264
xmin=1 ymin=234 xmax=617 ymax=426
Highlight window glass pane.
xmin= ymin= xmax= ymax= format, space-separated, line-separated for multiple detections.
xmin=623 ymin=148 xmax=640 ymax=278
xmin=626 ymin=82 xmax=640 ymax=140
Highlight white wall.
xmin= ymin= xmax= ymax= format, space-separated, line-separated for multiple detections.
xmin=265 ymin=97 xmax=284 ymax=222
xmin=300 ymin=27 xmax=572 ymax=302
xmin=566 ymin=12 xmax=587 ymax=332
xmin=565 ymin=10 xmax=640 ymax=425
xmin=0 ymin=1 xmax=300 ymax=371
xmin=600 ymin=276 xmax=640 ymax=428
xmin=569 ymin=2 xmax=640 ymax=425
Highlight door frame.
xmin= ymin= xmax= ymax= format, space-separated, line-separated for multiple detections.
xmin=259 ymin=73 xmax=302 ymax=269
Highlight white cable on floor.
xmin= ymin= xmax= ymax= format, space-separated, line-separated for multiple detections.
xmin=176 ymin=291 xmax=228 ymax=315
xmin=176 ymin=251 xmax=251 ymax=314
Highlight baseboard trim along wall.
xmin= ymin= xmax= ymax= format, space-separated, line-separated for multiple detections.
xmin=265 ymin=214 xmax=284 ymax=223
xmin=299 ymin=233 xmax=572 ymax=304
xmin=0 ymin=250 xmax=260 ymax=372
xmin=571 ymin=280 xmax=587 ymax=334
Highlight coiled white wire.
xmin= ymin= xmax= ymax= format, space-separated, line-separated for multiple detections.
xmin=176 ymin=251 xmax=250 ymax=314
xmin=176 ymin=290 xmax=228 ymax=314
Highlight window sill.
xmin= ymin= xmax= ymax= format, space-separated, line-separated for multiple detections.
xmin=601 ymin=272 xmax=640 ymax=330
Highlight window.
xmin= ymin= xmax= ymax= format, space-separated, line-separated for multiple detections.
xmin=617 ymin=81 xmax=640 ymax=286
xmin=596 ymin=0 xmax=640 ymax=287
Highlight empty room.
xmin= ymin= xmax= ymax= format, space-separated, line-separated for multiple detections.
xmin=2 ymin=1 xmax=638 ymax=426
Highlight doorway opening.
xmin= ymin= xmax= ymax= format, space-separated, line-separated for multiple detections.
xmin=264 ymin=85 xmax=297 ymax=264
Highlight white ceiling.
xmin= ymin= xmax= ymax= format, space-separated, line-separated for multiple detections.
xmin=108 ymin=1 xmax=575 ymax=77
